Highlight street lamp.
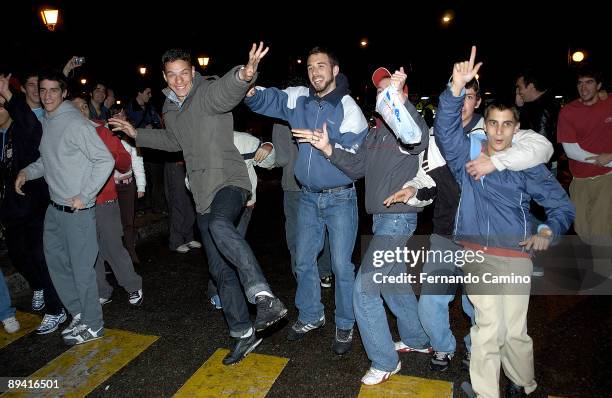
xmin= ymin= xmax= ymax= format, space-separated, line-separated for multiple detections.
xmin=441 ymin=11 xmax=454 ymax=25
xmin=139 ymin=67 xmax=147 ymax=75
xmin=80 ymin=78 xmax=87 ymax=85
xmin=571 ymin=51 xmax=585 ymax=63
xmin=198 ymin=57 xmax=210 ymax=67
xmin=41 ymin=8 xmax=59 ymax=31
xmin=360 ymin=39 xmax=368 ymax=48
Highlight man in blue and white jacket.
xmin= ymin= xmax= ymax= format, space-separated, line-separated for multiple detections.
xmin=245 ymin=47 xmax=368 ymax=354
xmin=435 ymin=47 xmax=575 ymax=398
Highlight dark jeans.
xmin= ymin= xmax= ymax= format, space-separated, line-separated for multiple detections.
xmin=4 ymin=212 xmax=63 ymax=315
xmin=197 ymin=186 xmax=271 ymax=337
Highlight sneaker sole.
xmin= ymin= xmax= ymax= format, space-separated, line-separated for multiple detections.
xmin=36 ymin=314 xmax=67 ymax=335
xmin=361 ymin=363 xmax=401 ymax=385
xmin=320 ymin=283 xmax=332 ymax=288
xmin=397 ymin=347 xmax=432 ymax=354
xmin=254 ymin=308 xmax=288 ymax=332
xmin=64 ymin=334 xmax=103 ymax=346
xmin=223 ymin=338 xmax=263 ymax=366
xmin=129 ymin=298 xmax=144 ymax=306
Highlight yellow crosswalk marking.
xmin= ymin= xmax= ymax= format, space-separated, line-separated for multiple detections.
xmin=0 ymin=312 xmax=40 ymax=349
xmin=358 ymin=374 xmax=453 ymax=398
xmin=2 ymin=329 xmax=158 ymax=398
xmin=173 ymin=348 xmax=288 ymax=398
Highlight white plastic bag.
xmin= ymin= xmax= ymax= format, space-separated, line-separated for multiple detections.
xmin=375 ymin=85 xmax=421 ymax=144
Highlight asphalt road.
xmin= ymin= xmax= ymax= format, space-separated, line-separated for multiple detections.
xmin=1 ymin=182 xmax=610 ymax=397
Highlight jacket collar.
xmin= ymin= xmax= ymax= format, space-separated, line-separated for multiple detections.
xmin=307 ymin=73 xmax=349 ymax=106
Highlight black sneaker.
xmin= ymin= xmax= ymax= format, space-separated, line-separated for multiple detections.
xmin=128 ymin=289 xmax=143 ymax=306
xmin=254 ymin=296 xmax=287 ymax=332
xmin=320 ymin=275 xmax=333 ymax=288
xmin=222 ymin=332 xmax=263 ymax=365
xmin=332 ymin=327 xmax=353 ymax=355
xmin=461 ymin=351 xmax=470 ymax=371
xmin=505 ymin=381 xmax=527 ymax=398
xmin=286 ymin=316 xmax=325 ymax=341
xmin=430 ymin=351 xmax=453 ymax=371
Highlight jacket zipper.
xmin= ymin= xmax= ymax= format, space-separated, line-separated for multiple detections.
xmin=308 ymin=102 xmax=323 ymax=187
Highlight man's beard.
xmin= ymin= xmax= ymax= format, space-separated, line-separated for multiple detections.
xmin=313 ymin=77 xmax=333 ymax=95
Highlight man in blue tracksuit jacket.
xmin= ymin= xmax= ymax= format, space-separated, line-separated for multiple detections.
xmin=434 ymin=47 xmax=575 ymax=398
xmin=245 ymin=47 xmax=368 ymax=354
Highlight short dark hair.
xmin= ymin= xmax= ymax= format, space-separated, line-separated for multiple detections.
xmin=38 ymin=70 xmax=68 ymax=92
xmin=576 ymin=64 xmax=602 ymax=84
xmin=307 ymin=47 xmax=339 ymax=68
xmin=162 ymin=49 xmax=192 ymax=68
xmin=518 ymin=68 xmax=548 ymax=92
xmin=465 ymin=78 xmax=480 ymax=99
xmin=135 ymin=79 xmax=152 ymax=95
xmin=109 ymin=103 xmax=124 ymax=117
xmin=19 ymin=71 xmax=39 ymax=85
xmin=484 ymin=102 xmax=520 ymax=123
xmin=89 ymin=81 xmax=107 ymax=94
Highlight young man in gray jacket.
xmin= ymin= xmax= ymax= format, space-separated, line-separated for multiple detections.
xmin=16 ymin=71 xmax=114 ymax=345
xmin=294 ymin=66 xmax=431 ymax=384
xmin=109 ymin=43 xmax=287 ymax=365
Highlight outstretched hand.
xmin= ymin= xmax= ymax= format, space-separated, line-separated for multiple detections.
xmin=389 ymin=67 xmax=407 ymax=92
xmin=108 ymin=117 xmax=138 ymax=138
xmin=292 ymin=123 xmax=332 ymax=157
xmin=451 ymin=46 xmax=482 ymax=96
xmin=239 ymin=42 xmax=269 ymax=82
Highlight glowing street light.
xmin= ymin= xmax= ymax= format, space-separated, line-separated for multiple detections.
xmin=571 ymin=51 xmax=585 ymax=63
xmin=139 ymin=67 xmax=147 ymax=75
xmin=360 ymin=39 xmax=368 ymax=48
xmin=442 ymin=11 xmax=454 ymax=24
xmin=197 ymin=57 xmax=210 ymax=67
xmin=297 ymin=59 xmax=302 ymax=64
xmin=80 ymin=78 xmax=87 ymax=85
xmin=41 ymin=9 xmax=59 ymax=31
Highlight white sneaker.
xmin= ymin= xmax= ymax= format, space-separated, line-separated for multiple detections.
xmin=361 ymin=361 xmax=401 ymax=385
xmin=2 ymin=316 xmax=20 ymax=334
xmin=36 ymin=310 xmax=67 ymax=334
xmin=175 ymin=244 xmax=190 ymax=253
xmin=62 ymin=313 xmax=81 ymax=336
xmin=62 ymin=324 xmax=104 ymax=346
xmin=128 ymin=289 xmax=143 ymax=306
xmin=186 ymin=240 xmax=202 ymax=249
xmin=32 ymin=289 xmax=45 ymax=311
xmin=394 ymin=341 xmax=432 ymax=354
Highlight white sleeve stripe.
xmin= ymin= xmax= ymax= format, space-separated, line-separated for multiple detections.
xmin=282 ymin=86 xmax=310 ymax=110
xmin=339 ymin=96 xmax=368 ymax=135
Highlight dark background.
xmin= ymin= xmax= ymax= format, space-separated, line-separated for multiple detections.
xmin=4 ymin=1 xmax=610 ymax=116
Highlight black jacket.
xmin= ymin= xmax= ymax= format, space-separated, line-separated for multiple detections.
xmin=519 ymin=92 xmax=560 ymax=163
xmin=0 ymin=93 xmax=49 ymax=224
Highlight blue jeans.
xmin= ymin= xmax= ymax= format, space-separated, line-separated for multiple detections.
xmin=0 ymin=271 xmax=16 ymax=321
xmin=295 ymin=187 xmax=357 ymax=330
xmin=354 ymin=213 xmax=430 ymax=372
xmin=418 ymin=234 xmax=475 ymax=353
xmin=197 ymin=186 xmax=272 ymax=337
xmin=284 ymin=191 xmax=332 ymax=279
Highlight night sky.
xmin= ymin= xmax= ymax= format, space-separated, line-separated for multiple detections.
xmin=5 ymin=1 xmax=609 ymax=109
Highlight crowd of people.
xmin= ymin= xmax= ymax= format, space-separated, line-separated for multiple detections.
xmin=0 ymin=42 xmax=610 ymax=397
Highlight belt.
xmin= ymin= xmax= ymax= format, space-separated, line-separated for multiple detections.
xmin=116 ymin=176 xmax=134 ymax=185
xmin=302 ymin=183 xmax=354 ymax=194
xmin=50 ymin=201 xmax=94 ymax=213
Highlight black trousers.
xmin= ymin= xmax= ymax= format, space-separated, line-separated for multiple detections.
xmin=5 ymin=211 xmax=63 ymax=315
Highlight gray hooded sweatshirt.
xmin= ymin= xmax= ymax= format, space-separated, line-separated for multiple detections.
xmin=24 ymin=101 xmax=114 ymax=207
